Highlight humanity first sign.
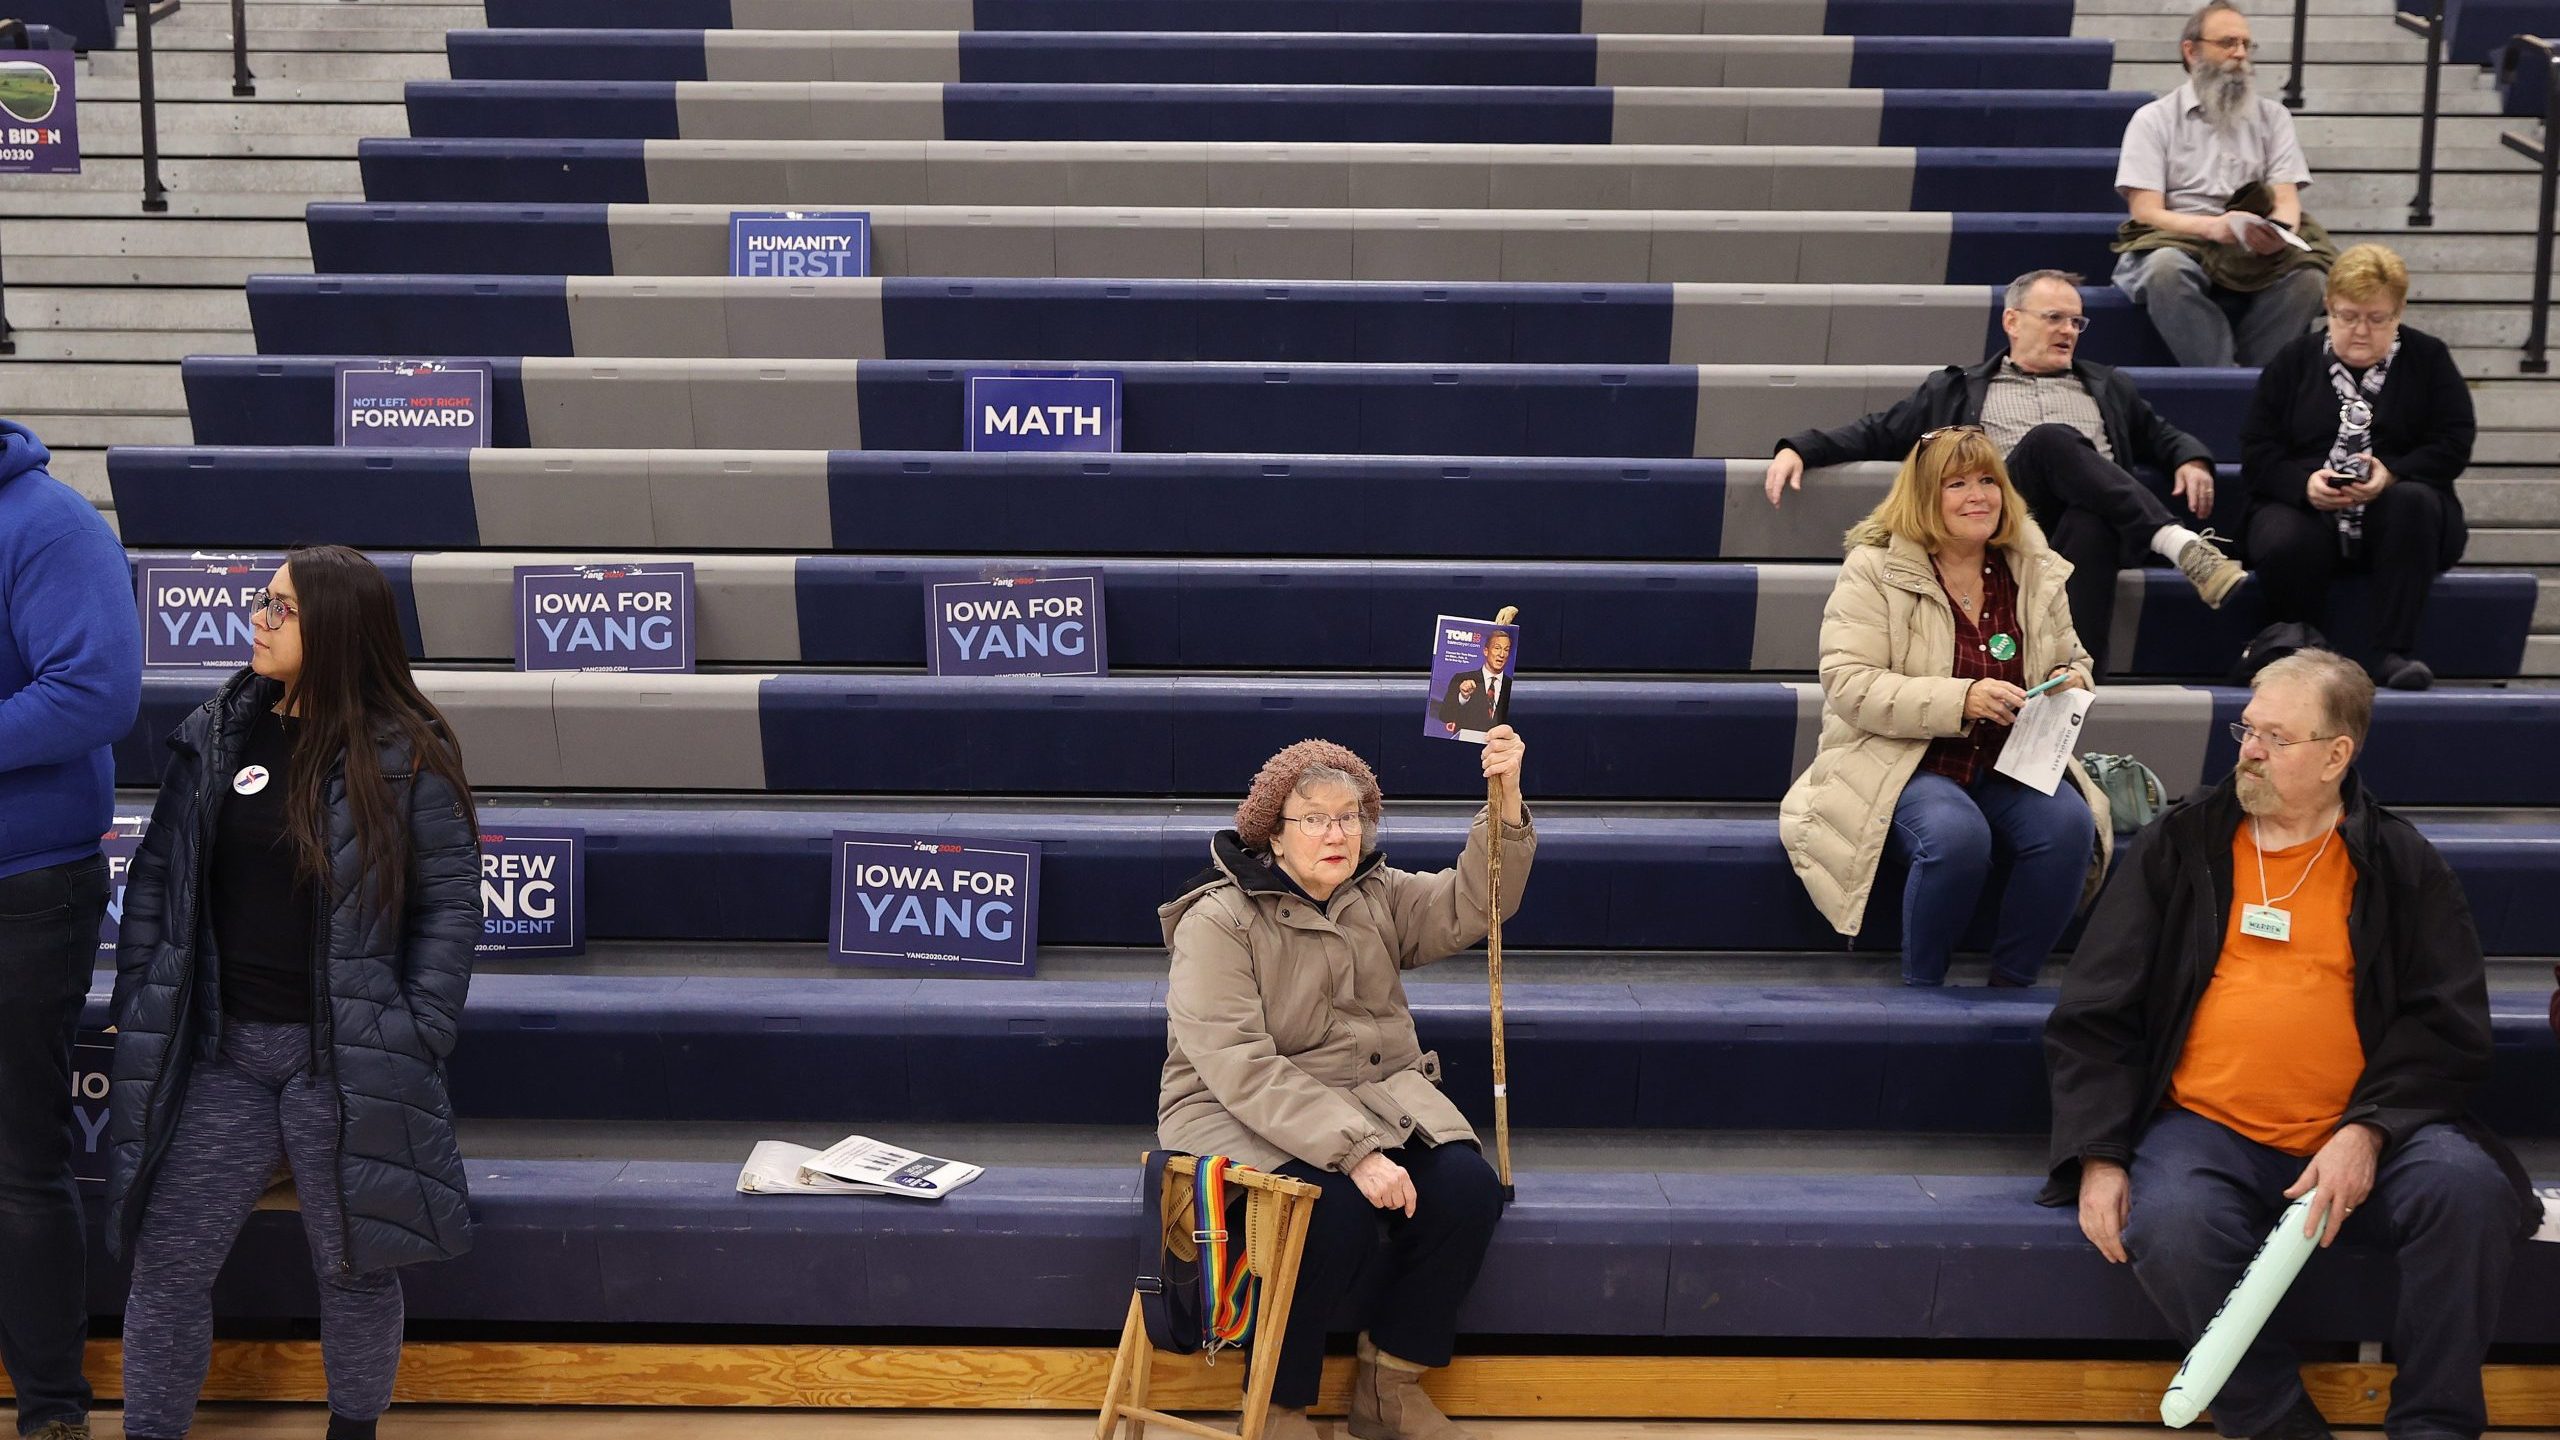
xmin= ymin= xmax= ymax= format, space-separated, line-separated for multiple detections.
xmin=478 ymin=828 xmax=585 ymax=957
xmin=137 ymin=553 xmax=282 ymax=669
xmin=925 ymin=570 xmax=1107 ymax=678
xmin=829 ymin=831 xmax=1041 ymax=974
xmin=965 ymin=371 xmax=1121 ymax=453
xmin=0 ymin=52 xmax=78 ymax=175
xmin=513 ymin=563 xmax=696 ymax=674
xmin=728 ymin=210 xmax=871 ymax=278
xmin=334 ymin=360 xmax=490 ymax=448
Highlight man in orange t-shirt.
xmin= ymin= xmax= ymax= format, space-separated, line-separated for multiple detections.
xmin=2043 ymin=650 xmax=2529 ymax=1440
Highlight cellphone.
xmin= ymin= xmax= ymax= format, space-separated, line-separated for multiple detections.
xmin=2335 ymin=455 xmax=2371 ymax=482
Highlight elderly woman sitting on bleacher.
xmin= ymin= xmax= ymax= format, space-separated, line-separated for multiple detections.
xmin=1158 ymin=735 xmax=1531 ymax=1440
xmin=1780 ymin=427 xmax=2113 ymax=987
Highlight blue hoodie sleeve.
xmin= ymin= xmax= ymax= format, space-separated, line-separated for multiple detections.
xmin=0 ymin=522 xmax=143 ymax=771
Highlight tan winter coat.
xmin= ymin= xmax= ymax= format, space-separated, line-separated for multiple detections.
xmin=1778 ymin=520 xmax=2113 ymax=937
xmin=1157 ymin=808 xmax=1535 ymax=1176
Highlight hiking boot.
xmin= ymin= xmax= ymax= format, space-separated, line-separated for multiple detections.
xmin=2247 ymin=1395 xmax=2335 ymax=1440
xmin=28 ymin=1422 xmax=95 ymax=1440
xmin=1262 ymin=1405 xmax=1327 ymax=1440
xmin=2371 ymin=652 xmax=2434 ymax=691
xmin=1348 ymin=1334 xmax=1472 ymax=1440
xmin=2175 ymin=530 xmax=2246 ymax=609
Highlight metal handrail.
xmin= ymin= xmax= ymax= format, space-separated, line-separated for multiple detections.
xmin=2395 ymin=0 xmax=2449 ymax=225
xmin=0 ymin=18 xmax=22 ymax=355
xmin=131 ymin=0 xmax=166 ymax=210
xmin=2504 ymin=35 xmax=2556 ymax=372
xmin=2283 ymin=0 xmax=2310 ymax=107
xmin=232 ymin=0 xmax=253 ymax=95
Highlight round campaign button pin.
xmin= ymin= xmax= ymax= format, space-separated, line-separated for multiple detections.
xmin=232 ymin=765 xmax=271 ymax=796
xmin=1987 ymin=633 xmax=2018 ymax=662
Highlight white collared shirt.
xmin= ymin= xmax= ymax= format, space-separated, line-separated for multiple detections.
xmin=2115 ymin=79 xmax=2313 ymax=217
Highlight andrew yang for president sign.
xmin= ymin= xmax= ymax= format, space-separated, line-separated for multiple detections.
xmin=137 ymin=553 xmax=281 ymax=669
xmin=926 ymin=570 xmax=1107 ymax=678
xmin=335 ymin=360 xmax=489 ymax=448
xmin=830 ymin=832 xmax=1041 ymax=974
xmin=479 ymin=829 xmax=584 ymax=957
xmin=966 ymin=371 xmax=1121 ymax=453
xmin=513 ymin=563 xmax=696 ymax=674
xmin=729 ymin=210 xmax=870 ymax=278
xmin=98 ymin=816 xmax=147 ymax=956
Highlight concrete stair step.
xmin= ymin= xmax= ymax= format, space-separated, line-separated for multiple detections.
xmin=0 ymin=217 xmax=309 ymax=258
xmin=2401 ymin=274 xmax=2557 ymax=302
xmin=2081 ymin=0 xmax=2393 ymax=12
xmin=0 ymin=363 xmax=187 ymax=414
xmin=15 ymin=416 xmax=192 ymax=448
xmin=2308 ymin=143 xmax=2543 ymax=170
xmin=2300 ymin=115 xmax=2542 ymax=147
xmin=43 ymin=450 xmax=113 ymax=510
xmin=2402 ymin=305 xmax=2547 ymax=344
xmin=0 ymin=189 xmax=353 ymax=217
xmin=2455 ymin=346 xmax=2560 ymax=377
xmin=2077 ymin=14 xmax=2421 ymax=41
xmin=5 ymin=256 xmax=311 ymax=285
xmin=2533 ymin=575 xmax=2560 ymax=630
xmin=82 ymin=77 xmax=436 ymax=102
xmin=206 ymin=1 xmax=486 ymax=25
xmin=2465 ymin=479 xmax=2560 ymax=525
xmin=3 ymin=330 xmax=252 ymax=362
xmin=69 ymin=97 xmax=404 ymax=135
xmin=2476 ymin=384 xmax=2560 ymax=427
xmin=2468 ymin=528 xmax=2560 ymax=564
xmin=2475 ymin=436 xmax=2560 ymax=467
xmin=143 ymin=27 xmax=456 ymax=51
xmin=2318 ymin=171 xmax=2553 ymax=208
xmin=0 ymin=158 xmax=360 ymax=193
xmin=82 ymin=47 xmax=451 ymax=80
xmin=1 ymin=287 xmax=249 ymax=328
xmin=2112 ymin=61 xmax=2509 ymax=100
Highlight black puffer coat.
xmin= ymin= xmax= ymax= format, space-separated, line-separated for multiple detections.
xmin=107 ymin=669 xmax=481 ymax=1272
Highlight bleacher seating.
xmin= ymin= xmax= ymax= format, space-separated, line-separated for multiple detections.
xmin=86 ymin=0 xmax=2560 ymax=1386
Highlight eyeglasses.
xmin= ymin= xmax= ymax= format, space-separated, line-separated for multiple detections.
xmin=248 ymin=588 xmax=299 ymax=626
xmin=2197 ymin=35 xmax=2257 ymax=52
xmin=2021 ymin=309 xmax=2092 ymax=333
xmin=2328 ymin=309 xmax=2399 ymax=332
xmin=1280 ymin=811 xmax=1365 ymax=837
xmin=1918 ymin=424 xmax=1987 ymax=446
xmin=2228 ymin=722 xmax=2334 ymax=750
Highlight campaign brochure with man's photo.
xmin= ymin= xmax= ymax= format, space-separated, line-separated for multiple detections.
xmin=734 ymin=1136 xmax=983 ymax=1201
xmin=1424 ymin=614 xmax=1520 ymax=744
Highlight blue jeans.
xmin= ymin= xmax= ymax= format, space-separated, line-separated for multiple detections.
xmin=1886 ymin=768 xmax=2093 ymax=986
xmin=2127 ymin=1109 xmax=2518 ymax=1440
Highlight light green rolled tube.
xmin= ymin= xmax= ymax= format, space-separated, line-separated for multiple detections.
xmin=2160 ymin=1189 xmax=2330 ymax=1429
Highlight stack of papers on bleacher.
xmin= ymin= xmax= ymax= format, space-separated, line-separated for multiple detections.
xmin=735 ymin=1137 xmax=984 ymax=1201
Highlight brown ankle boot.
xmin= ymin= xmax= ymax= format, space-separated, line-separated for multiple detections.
xmin=1260 ymin=1405 xmax=1326 ymax=1440
xmin=1347 ymin=1334 xmax=1472 ymax=1440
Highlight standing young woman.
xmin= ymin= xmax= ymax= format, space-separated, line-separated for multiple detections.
xmin=106 ymin=546 xmax=482 ymax=1440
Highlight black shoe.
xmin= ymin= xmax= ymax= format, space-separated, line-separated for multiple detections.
xmin=2372 ymin=653 xmax=2434 ymax=691
xmin=2248 ymin=1395 xmax=2335 ymax=1440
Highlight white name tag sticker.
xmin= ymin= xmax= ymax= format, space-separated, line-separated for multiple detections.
xmin=2240 ymin=903 xmax=2293 ymax=942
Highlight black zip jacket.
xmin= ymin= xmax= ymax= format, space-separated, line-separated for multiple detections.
xmin=1776 ymin=353 xmax=2217 ymax=479
xmin=2039 ymin=769 xmax=2535 ymax=1236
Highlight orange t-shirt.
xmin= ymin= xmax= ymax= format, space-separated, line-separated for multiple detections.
xmin=2165 ymin=821 xmax=2365 ymax=1156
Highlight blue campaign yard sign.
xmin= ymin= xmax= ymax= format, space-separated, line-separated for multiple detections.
xmin=479 ymin=828 xmax=585 ymax=957
xmin=136 ymin=552 xmax=283 ymax=669
xmin=0 ymin=52 xmax=79 ymax=175
xmin=71 ymin=1034 xmax=109 ymax=1190
xmin=925 ymin=570 xmax=1108 ymax=678
xmin=830 ymin=831 xmax=1042 ymax=974
xmin=513 ymin=562 xmax=697 ymax=674
xmin=965 ymin=371 xmax=1122 ymax=453
xmin=98 ymin=815 xmax=147 ymax=956
xmin=729 ymin=210 xmax=871 ymax=278
xmin=334 ymin=360 xmax=490 ymax=448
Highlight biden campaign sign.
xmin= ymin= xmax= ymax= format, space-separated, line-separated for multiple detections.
xmin=138 ymin=552 xmax=282 ymax=669
xmin=98 ymin=815 xmax=147 ymax=956
xmin=729 ymin=209 xmax=870 ymax=278
xmin=926 ymin=569 xmax=1107 ymax=678
xmin=513 ymin=562 xmax=696 ymax=674
xmin=335 ymin=359 xmax=490 ymax=448
xmin=966 ymin=370 xmax=1121 ymax=453
xmin=0 ymin=52 xmax=79 ymax=175
xmin=479 ymin=828 xmax=584 ymax=957
xmin=830 ymin=831 xmax=1041 ymax=974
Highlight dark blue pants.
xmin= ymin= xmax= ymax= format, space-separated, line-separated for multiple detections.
xmin=2127 ymin=1108 xmax=2517 ymax=1440
xmin=0 ymin=854 xmax=109 ymax=1436
xmin=1886 ymin=768 xmax=2094 ymax=987
xmin=1271 ymin=1141 xmax=1504 ymax=1410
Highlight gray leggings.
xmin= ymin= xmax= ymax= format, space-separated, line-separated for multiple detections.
xmin=122 ymin=1022 xmax=403 ymax=1439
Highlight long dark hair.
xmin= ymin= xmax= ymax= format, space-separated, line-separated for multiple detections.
xmin=278 ymin=545 xmax=477 ymax=922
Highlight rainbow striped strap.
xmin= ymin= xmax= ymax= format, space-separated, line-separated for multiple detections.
xmin=1196 ymin=1156 xmax=1258 ymax=1357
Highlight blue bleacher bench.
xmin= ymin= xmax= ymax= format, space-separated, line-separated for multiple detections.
xmin=444 ymin=29 xmax=2118 ymax=91
xmin=174 ymin=355 xmax=2259 ymax=458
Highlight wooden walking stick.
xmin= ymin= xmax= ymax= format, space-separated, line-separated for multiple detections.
xmin=1485 ymin=604 xmax=1518 ymax=1202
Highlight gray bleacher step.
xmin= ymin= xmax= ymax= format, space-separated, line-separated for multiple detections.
xmin=0 ymin=217 xmax=309 ymax=258
xmin=2 ymin=287 xmax=249 ymax=329
xmin=2077 ymin=13 xmax=2421 ymax=41
xmin=47 ymin=451 xmax=111 ymax=510
xmin=2082 ymin=38 xmax=2429 ymax=62
xmin=0 ymin=363 xmax=186 ymax=414
xmin=2455 ymin=347 xmax=2558 ymax=378
xmin=2533 ymin=574 xmax=2560 ymax=629
xmin=2080 ymin=0 xmax=2394 ymax=12
xmin=0 ymin=158 xmax=362 ymax=194
xmin=82 ymin=47 xmax=453 ymax=81
xmin=2400 ymin=305 xmax=2536 ymax=345
xmin=2467 ymin=528 xmax=2560 ymax=565
xmin=2526 ymin=635 xmax=2560 ymax=673
xmin=7 ymin=256 xmax=313 ymax=285
xmin=2111 ymin=62 xmax=2508 ymax=102
xmin=67 ymin=128 xmax=390 ymax=159
xmin=70 ymin=99 xmax=400 ymax=136
xmin=2477 ymin=384 xmax=2560 ymax=428
xmin=2309 ymin=143 xmax=2542 ymax=171
xmin=147 ymin=27 xmax=460 ymax=52
xmin=17 ymin=415 xmax=192 ymax=448
xmin=0 ymin=190 xmax=350 ymax=218
xmin=2477 ymin=434 xmax=2560 ymax=466
xmin=2298 ymin=116 xmax=2525 ymax=150
xmin=219 ymin=0 xmax=488 ymax=24
xmin=2320 ymin=171 xmax=2558 ymax=209
xmin=81 ymin=77 xmax=439 ymax=103
xmin=2 ymin=331 xmax=252 ymax=363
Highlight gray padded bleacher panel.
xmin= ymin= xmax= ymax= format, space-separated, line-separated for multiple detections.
xmin=1857 ymin=364 xmax=1936 ymax=413
xmin=568 ymin=278 xmax=892 ymax=359
xmin=734 ymin=278 xmax=889 ymax=357
xmin=808 ymin=83 xmax=949 ymax=141
xmin=1056 ymin=210 xmax=1207 ymax=279
xmin=1594 ymin=36 xmax=1856 ymax=87
xmin=826 ymin=33 xmax=964 ymax=83
xmin=1353 ymin=212 xmax=1509 ymax=281
xmin=645 ymin=143 xmax=800 ymax=204
xmin=1068 ymin=144 xmax=1215 ymax=207
xmin=1346 ymin=149 xmax=1495 ymax=210
xmin=1823 ymin=284 xmax=1994 ymax=364
xmin=1714 ymin=461 xmax=1893 ymax=558
xmin=568 ymin=278 xmax=735 ymax=358
xmin=1581 ymin=0 xmax=1718 ymax=30
xmin=1604 ymin=90 xmax=1756 ymax=146
xmin=1751 ymin=567 xmax=1836 ymax=670
xmin=1696 ymin=366 xmax=1914 ymax=457
xmin=407 ymin=552 xmax=528 ymax=658
xmin=418 ymin=551 xmax=809 ymax=662
xmin=1772 ymin=147 xmax=1916 ymax=209
xmin=1787 ymin=680 xmax=1826 ymax=776
xmin=1667 ymin=284 xmax=1836 ymax=363
xmin=1740 ymin=91 xmax=1888 ymax=147
xmin=1486 ymin=147 xmax=1638 ymax=209
xmin=419 ymin=671 xmax=566 ymax=788
xmin=523 ymin=361 xmax=704 ymax=448
xmin=676 ymin=83 xmax=811 ymax=142
xmin=788 ymin=143 xmax=937 ymax=202
xmin=608 ymin=204 xmax=739 ymax=276
xmin=704 ymin=33 xmax=833 ymax=83
xmin=1651 ymin=214 xmax=1814 ymax=282
xmin=892 ymin=207 xmax=1065 ymax=277
xmin=1201 ymin=211 xmax=1357 ymax=280
xmin=1500 ymin=212 xmax=1657 ymax=280
xmin=730 ymin=0 xmax=973 ymax=27
xmin=687 ymin=359 xmax=865 ymax=448
xmin=1202 ymin=146 xmax=1356 ymax=208
xmin=2077 ymin=686 xmax=2217 ymax=798
xmin=552 ymin=672 xmax=776 ymax=790
xmin=652 ymin=450 xmax=834 ymax=547
xmin=469 ymin=451 xmax=664 ymax=548
xmin=1621 ymin=151 xmax=1775 ymax=209
xmin=1791 ymin=214 xmax=1950 ymax=284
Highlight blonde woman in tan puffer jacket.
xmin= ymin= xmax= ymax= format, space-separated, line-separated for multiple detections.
xmin=1779 ymin=426 xmax=2114 ymax=987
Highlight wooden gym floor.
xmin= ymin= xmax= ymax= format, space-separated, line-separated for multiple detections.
xmin=72 ymin=1415 xmax=2560 ymax=1439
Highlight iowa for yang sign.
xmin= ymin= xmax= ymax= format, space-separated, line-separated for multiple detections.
xmin=926 ymin=570 xmax=1107 ymax=678
xmin=830 ymin=831 xmax=1041 ymax=974
xmin=513 ymin=563 xmax=696 ymax=674
xmin=334 ymin=360 xmax=490 ymax=449
xmin=137 ymin=553 xmax=282 ymax=669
